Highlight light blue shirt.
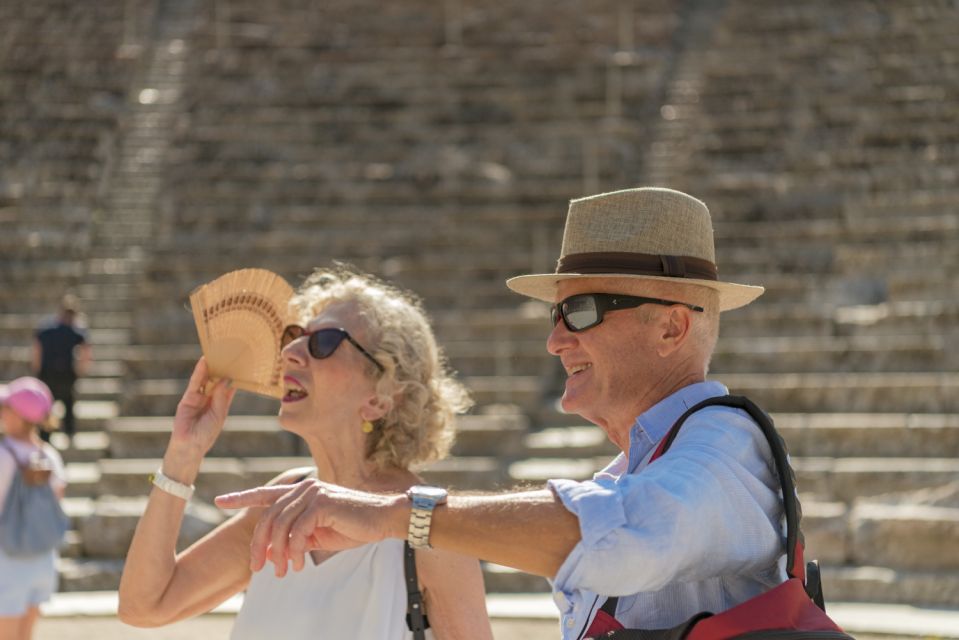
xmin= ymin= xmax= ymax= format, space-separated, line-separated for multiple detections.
xmin=548 ymin=381 xmax=787 ymax=638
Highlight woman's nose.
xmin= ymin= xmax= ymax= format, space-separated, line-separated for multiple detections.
xmin=282 ymin=338 xmax=309 ymax=366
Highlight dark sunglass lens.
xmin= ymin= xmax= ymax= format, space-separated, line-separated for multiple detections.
xmin=550 ymin=306 xmax=560 ymax=326
xmin=309 ymin=329 xmax=347 ymax=359
xmin=563 ymin=295 xmax=599 ymax=331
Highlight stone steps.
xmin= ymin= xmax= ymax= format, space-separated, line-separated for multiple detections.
xmin=527 ymin=412 xmax=959 ymax=459
xmin=512 ymin=372 xmax=959 ymax=414
xmin=507 ymin=455 xmax=959 ymax=505
xmin=136 ymin=226 xmax=957 ymax=278
xmin=795 ymin=458 xmax=959 ymax=503
xmin=118 ymin=369 xmax=959 ymax=420
xmin=49 ymin=431 xmax=110 ymax=463
xmin=23 ymin=331 xmax=946 ymax=383
xmin=821 ymin=566 xmax=959 ymax=609
xmin=121 ymin=375 xmax=546 ymax=416
xmin=81 ymin=452 xmax=959 ymax=516
xmin=94 ymin=454 xmax=512 ymax=504
xmin=105 ymin=411 xmax=528 ymax=459
xmin=72 ymin=400 xmax=119 ymax=432
xmin=121 ymin=297 xmax=958 ymax=346
xmin=720 ymin=372 xmax=959 ymax=413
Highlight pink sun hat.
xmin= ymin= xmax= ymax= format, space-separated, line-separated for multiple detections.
xmin=0 ymin=377 xmax=54 ymax=424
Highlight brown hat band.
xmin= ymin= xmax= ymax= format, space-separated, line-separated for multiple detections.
xmin=557 ymin=251 xmax=719 ymax=281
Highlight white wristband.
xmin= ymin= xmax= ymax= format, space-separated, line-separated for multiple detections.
xmin=151 ymin=469 xmax=195 ymax=501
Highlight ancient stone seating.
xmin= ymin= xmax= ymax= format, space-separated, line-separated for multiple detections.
xmin=2 ymin=0 xmax=953 ymax=613
xmin=0 ymin=0 xmax=143 ymax=214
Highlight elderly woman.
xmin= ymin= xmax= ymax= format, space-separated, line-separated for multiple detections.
xmin=118 ymin=266 xmax=493 ymax=639
xmin=0 ymin=377 xmax=67 ymax=640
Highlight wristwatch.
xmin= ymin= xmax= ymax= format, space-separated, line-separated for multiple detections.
xmin=406 ymin=485 xmax=448 ymax=549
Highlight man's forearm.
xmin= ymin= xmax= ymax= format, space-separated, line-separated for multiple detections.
xmin=427 ymin=489 xmax=581 ymax=578
xmin=216 ymin=483 xmax=582 ymax=578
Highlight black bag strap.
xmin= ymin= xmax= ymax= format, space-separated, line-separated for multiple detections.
xmin=596 ymin=612 xmax=714 ymax=640
xmin=596 ymin=395 xmax=809 ymax=631
xmin=653 ymin=395 xmax=804 ymax=579
xmin=291 ymin=470 xmax=432 ymax=636
xmin=404 ymin=541 xmax=430 ymax=639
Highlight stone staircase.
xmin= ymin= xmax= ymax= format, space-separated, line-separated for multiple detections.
xmin=1 ymin=0 xmax=957 ymax=623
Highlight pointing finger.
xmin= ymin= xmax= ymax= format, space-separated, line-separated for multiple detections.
xmin=214 ymin=485 xmax=293 ymax=510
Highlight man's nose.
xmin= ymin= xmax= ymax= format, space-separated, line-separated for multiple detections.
xmin=546 ymin=317 xmax=576 ymax=355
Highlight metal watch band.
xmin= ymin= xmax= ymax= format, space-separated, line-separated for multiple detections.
xmin=406 ymin=486 xmax=447 ymax=550
xmin=407 ymin=506 xmax=435 ymax=550
xmin=151 ymin=469 xmax=195 ymax=501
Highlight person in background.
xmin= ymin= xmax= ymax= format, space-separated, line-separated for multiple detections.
xmin=33 ymin=294 xmax=91 ymax=446
xmin=118 ymin=265 xmax=493 ymax=640
xmin=217 ymin=188 xmax=785 ymax=637
xmin=0 ymin=377 xmax=67 ymax=640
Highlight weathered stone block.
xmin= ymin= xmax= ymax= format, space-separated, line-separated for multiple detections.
xmin=79 ymin=497 xmax=225 ymax=558
xmin=850 ymin=503 xmax=959 ymax=571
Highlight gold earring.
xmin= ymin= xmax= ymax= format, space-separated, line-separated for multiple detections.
xmin=361 ymin=420 xmax=374 ymax=434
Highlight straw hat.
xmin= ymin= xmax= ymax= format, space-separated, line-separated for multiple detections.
xmin=506 ymin=187 xmax=764 ymax=311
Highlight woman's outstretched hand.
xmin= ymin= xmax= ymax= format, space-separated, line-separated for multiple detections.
xmin=215 ymin=479 xmax=407 ymax=577
xmin=171 ymin=357 xmax=237 ymax=459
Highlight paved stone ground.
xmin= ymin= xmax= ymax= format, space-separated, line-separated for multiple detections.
xmin=33 ymin=615 xmax=560 ymax=639
xmin=34 ymin=593 xmax=957 ymax=639
xmin=30 ymin=616 xmax=923 ymax=640
xmin=30 ymin=614 xmax=925 ymax=640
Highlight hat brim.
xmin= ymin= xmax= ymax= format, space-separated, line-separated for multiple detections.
xmin=506 ymin=273 xmax=764 ymax=312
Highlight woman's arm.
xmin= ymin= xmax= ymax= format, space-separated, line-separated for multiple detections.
xmin=117 ymin=490 xmax=257 ymax=626
xmin=118 ymin=358 xmax=244 ymax=626
xmin=416 ymin=547 xmax=493 ymax=640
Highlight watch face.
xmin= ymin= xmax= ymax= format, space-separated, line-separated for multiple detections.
xmin=411 ymin=485 xmax=448 ymax=501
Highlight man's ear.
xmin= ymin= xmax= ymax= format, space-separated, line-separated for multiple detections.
xmin=657 ymin=306 xmax=693 ymax=357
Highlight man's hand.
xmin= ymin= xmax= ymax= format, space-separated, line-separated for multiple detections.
xmin=215 ymin=479 xmax=408 ymax=577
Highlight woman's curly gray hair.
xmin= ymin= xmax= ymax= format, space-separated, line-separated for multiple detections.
xmin=288 ymin=264 xmax=472 ymax=469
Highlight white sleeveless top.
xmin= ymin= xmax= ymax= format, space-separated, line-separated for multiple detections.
xmin=231 ymin=538 xmax=434 ymax=640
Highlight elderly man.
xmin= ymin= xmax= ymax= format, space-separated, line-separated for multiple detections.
xmin=216 ymin=188 xmax=787 ymax=636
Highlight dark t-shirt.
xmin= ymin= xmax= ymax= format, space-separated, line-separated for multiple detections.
xmin=35 ymin=321 xmax=87 ymax=379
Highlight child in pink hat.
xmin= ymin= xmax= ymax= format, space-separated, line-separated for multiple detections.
xmin=0 ymin=377 xmax=55 ymax=427
xmin=0 ymin=377 xmax=68 ymax=638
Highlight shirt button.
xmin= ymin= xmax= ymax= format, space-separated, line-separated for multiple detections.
xmin=566 ymin=618 xmax=575 ymax=628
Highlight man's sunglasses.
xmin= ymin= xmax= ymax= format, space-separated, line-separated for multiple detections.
xmin=551 ymin=293 xmax=704 ymax=333
xmin=280 ymin=325 xmax=385 ymax=373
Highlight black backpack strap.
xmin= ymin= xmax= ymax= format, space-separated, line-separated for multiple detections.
xmin=652 ymin=395 xmax=806 ymax=583
xmin=404 ymin=541 xmax=430 ymax=638
xmin=805 ymin=559 xmax=826 ymax=611
xmin=601 ymin=612 xmax=713 ymax=640
xmin=600 ymin=595 xmax=619 ymax=616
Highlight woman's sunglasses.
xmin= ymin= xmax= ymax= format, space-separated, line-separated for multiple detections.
xmin=280 ymin=325 xmax=385 ymax=373
xmin=551 ymin=293 xmax=704 ymax=333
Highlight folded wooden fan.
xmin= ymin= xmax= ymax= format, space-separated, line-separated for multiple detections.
xmin=189 ymin=269 xmax=294 ymax=399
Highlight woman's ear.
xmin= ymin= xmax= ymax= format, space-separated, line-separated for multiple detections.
xmin=359 ymin=393 xmax=393 ymax=423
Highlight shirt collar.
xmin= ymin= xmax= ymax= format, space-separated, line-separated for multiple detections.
xmin=627 ymin=380 xmax=729 ymax=472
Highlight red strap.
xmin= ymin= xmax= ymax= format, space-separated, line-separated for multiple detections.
xmin=584 ymin=609 xmax=625 ymax=637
